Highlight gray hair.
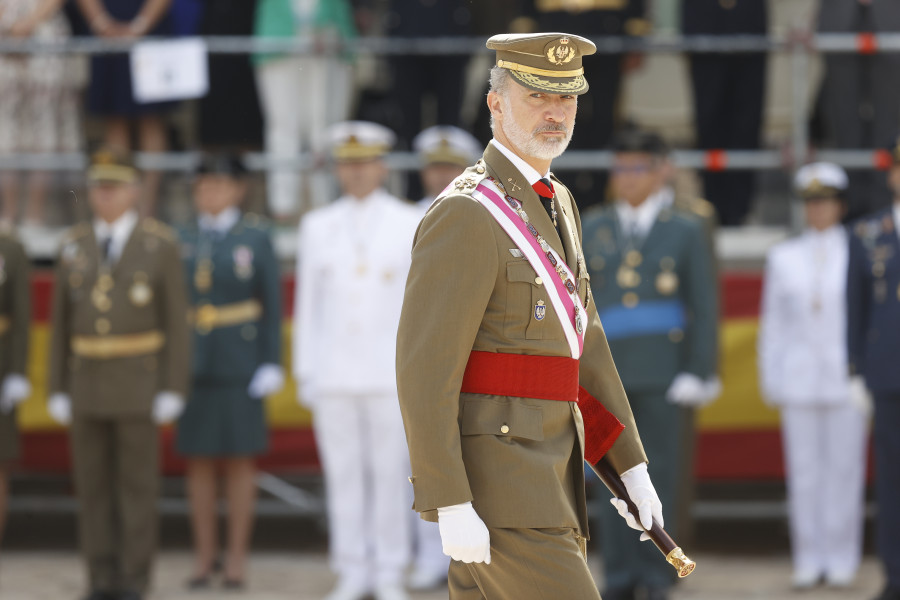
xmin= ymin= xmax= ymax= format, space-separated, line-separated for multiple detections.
xmin=488 ymin=67 xmax=511 ymax=133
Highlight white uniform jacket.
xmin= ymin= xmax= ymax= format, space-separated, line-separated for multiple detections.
xmin=294 ymin=189 xmax=422 ymax=402
xmin=758 ymin=226 xmax=851 ymax=406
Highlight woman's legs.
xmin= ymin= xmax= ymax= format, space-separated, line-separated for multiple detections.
xmin=186 ymin=458 xmax=219 ymax=578
xmin=223 ymin=457 xmax=257 ymax=582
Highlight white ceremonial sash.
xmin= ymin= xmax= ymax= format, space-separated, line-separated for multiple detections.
xmin=471 ymin=178 xmax=586 ymax=359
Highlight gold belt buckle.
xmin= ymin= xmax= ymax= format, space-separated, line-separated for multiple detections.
xmin=195 ymin=304 xmax=218 ymax=334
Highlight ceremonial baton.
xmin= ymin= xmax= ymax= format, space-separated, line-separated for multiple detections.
xmin=593 ymin=457 xmax=696 ymax=578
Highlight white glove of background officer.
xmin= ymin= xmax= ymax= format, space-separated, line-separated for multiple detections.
xmin=152 ymin=391 xmax=185 ymax=424
xmin=47 ymin=393 xmax=72 ymax=425
xmin=666 ymin=373 xmax=720 ymax=407
xmin=848 ymin=375 xmax=873 ymax=417
xmin=437 ymin=501 xmax=491 ymax=564
xmin=610 ymin=463 xmax=664 ymax=542
xmin=248 ymin=363 xmax=285 ymax=399
xmin=0 ymin=374 xmax=31 ymax=414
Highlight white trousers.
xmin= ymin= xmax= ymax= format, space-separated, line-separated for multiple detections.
xmin=781 ymin=403 xmax=868 ymax=577
xmin=254 ymin=56 xmax=352 ymax=218
xmin=313 ymin=393 xmax=411 ymax=588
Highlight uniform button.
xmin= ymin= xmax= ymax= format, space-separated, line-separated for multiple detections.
xmin=500 ymin=424 xmax=510 ymax=434
xmin=408 ymin=476 xmax=415 ymax=484
xmin=534 ymin=276 xmax=543 ymax=285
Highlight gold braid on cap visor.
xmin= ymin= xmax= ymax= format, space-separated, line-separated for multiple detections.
xmin=509 ymin=70 xmax=588 ymax=93
xmin=497 ymin=59 xmax=584 ymax=78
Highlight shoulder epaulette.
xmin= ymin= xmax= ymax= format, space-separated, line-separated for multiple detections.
xmin=141 ymin=217 xmax=176 ymax=241
xmin=688 ymin=197 xmax=716 ymax=218
xmin=241 ymin=212 xmax=271 ymax=230
xmin=62 ymin=222 xmax=91 ymax=242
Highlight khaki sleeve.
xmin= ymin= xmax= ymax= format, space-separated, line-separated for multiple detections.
xmin=8 ymin=240 xmax=30 ymax=375
xmin=47 ymin=255 xmax=71 ymax=396
xmin=396 ymin=195 xmax=498 ymax=513
xmin=159 ymin=238 xmax=191 ymax=395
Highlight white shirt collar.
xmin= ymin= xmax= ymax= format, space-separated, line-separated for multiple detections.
xmin=198 ymin=206 xmax=241 ymax=234
xmin=93 ymin=210 xmax=138 ymax=262
xmin=490 ymin=139 xmax=550 ymax=186
xmin=805 ymin=224 xmax=846 ymax=244
xmin=615 ymin=188 xmax=667 ymax=239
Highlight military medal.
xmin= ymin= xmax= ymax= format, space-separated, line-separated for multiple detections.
xmin=574 ymin=308 xmax=584 ymax=334
xmin=92 ymin=288 xmax=112 ymax=313
xmin=656 ymin=271 xmax=679 ymax=295
xmin=625 ymin=250 xmax=642 ymax=267
xmin=96 ymin=273 xmax=114 ymax=292
xmin=616 ymin=266 xmax=640 ymax=288
xmin=233 ymin=245 xmax=254 ymax=280
xmin=129 ymin=272 xmax=153 ymax=307
xmin=534 ymin=300 xmax=546 ymax=321
xmin=194 ymin=259 xmax=213 ymax=292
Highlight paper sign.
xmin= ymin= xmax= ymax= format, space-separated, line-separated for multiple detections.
xmin=130 ymin=37 xmax=209 ymax=103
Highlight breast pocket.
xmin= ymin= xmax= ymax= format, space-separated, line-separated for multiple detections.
xmin=461 ymin=398 xmax=544 ymax=441
xmin=504 ymin=261 xmax=560 ymax=340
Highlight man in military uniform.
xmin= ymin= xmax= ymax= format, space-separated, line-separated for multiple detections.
xmin=582 ymin=128 xmax=718 ymax=600
xmin=176 ymin=154 xmax=284 ymax=588
xmin=47 ymin=149 xmax=190 ymax=600
xmin=397 ymin=33 xmax=664 ymax=599
xmin=413 ymin=125 xmax=482 ymax=212
xmin=0 ymin=228 xmax=31 ymax=549
xmin=294 ymin=122 xmax=422 ymax=600
xmin=847 ymin=139 xmax=900 ymax=600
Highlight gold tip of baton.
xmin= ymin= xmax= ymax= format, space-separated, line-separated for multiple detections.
xmin=666 ymin=547 xmax=696 ymax=578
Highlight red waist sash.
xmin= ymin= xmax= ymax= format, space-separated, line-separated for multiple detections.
xmin=459 ymin=351 xmax=625 ymax=464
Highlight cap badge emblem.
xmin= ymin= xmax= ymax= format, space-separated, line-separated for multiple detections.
xmin=547 ymin=41 xmax=576 ymax=66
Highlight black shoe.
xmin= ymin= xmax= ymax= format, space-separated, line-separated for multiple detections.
xmin=645 ymin=587 xmax=671 ymax=600
xmin=117 ymin=592 xmax=142 ymax=600
xmin=223 ymin=578 xmax=245 ymax=591
xmin=873 ymin=585 xmax=900 ymax=600
xmin=186 ymin=575 xmax=211 ymax=590
xmin=602 ymin=587 xmax=636 ymax=600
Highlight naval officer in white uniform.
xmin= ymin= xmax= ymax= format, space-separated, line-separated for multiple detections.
xmin=293 ymin=122 xmax=422 ymax=600
xmin=758 ymin=162 xmax=870 ymax=589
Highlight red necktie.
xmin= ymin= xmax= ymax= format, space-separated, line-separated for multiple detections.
xmin=532 ymin=178 xmax=554 ymax=199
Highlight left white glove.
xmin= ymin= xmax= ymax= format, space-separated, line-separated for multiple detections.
xmin=248 ymin=363 xmax=285 ymax=399
xmin=848 ymin=375 xmax=873 ymax=417
xmin=610 ymin=463 xmax=664 ymax=542
xmin=152 ymin=391 xmax=185 ymax=424
xmin=0 ymin=374 xmax=31 ymax=414
xmin=666 ymin=372 xmax=719 ymax=407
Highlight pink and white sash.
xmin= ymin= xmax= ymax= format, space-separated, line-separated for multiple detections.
xmin=471 ymin=178 xmax=586 ymax=359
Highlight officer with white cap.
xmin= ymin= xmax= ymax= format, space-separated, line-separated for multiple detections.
xmin=759 ymin=161 xmax=869 ymax=589
xmin=293 ymin=121 xmax=421 ymax=600
xmin=413 ymin=126 xmax=481 ymax=213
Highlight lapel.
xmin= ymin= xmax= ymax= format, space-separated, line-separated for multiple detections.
xmin=551 ymin=181 xmax=579 ymax=269
xmin=112 ymin=221 xmax=141 ymax=277
xmin=482 ymin=142 xmax=567 ymax=260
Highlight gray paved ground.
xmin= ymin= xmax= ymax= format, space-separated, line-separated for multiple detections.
xmin=0 ymin=550 xmax=884 ymax=600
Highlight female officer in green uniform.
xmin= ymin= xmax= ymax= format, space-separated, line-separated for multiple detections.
xmin=176 ymin=154 xmax=284 ymax=589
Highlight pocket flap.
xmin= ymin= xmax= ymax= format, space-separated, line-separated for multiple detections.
xmin=507 ymin=261 xmax=539 ymax=284
xmin=461 ymin=399 xmax=544 ymax=441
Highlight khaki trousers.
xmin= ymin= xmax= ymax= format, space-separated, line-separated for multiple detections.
xmin=70 ymin=416 xmax=159 ymax=594
xmin=449 ymin=527 xmax=601 ymax=600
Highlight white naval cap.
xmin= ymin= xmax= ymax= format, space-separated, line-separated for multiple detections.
xmin=794 ymin=162 xmax=848 ymax=199
xmin=413 ymin=125 xmax=482 ymax=168
xmin=327 ymin=121 xmax=396 ymax=162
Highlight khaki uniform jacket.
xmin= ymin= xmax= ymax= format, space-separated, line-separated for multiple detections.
xmin=0 ymin=231 xmax=30 ymax=381
xmin=49 ymin=219 xmax=190 ymax=417
xmin=397 ymin=142 xmax=647 ymax=534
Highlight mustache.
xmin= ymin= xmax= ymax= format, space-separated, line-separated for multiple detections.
xmin=533 ymin=123 xmax=568 ymax=135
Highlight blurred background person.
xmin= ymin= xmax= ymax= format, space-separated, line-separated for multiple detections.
xmin=46 ymin=149 xmax=190 ymax=600
xmin=818 ymin=0 xmax=900 ymax=219
xmin=847 ymin=139 xmax=900 ymax=600
xmin=681 ymin=0 xmax=768 ymax=226
xmin=0 ymin=0 xmax=82 ymax=233
xmin=254 ymin=0 xmax=357 ymax=222
xmin=175 ymin=154 xmax=284 ymax=591
xmin=582 ymin=128 xmax=719 ymax=600
xmin=518 ymin=0 xmax=650 ymax=209
xmin=293 ymin=122 xmax=420 ymax=600
xmin=76 ymin=0 xmax=174 ymax=216
xmin=758 ymin=162 xmax=867 ymax=590
xmin=0 ymin=229 xmax=31 ymax=551
xmin=412 ymin=125 xmax=480 ymax=212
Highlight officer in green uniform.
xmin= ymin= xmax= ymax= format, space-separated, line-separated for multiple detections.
xmin=582 ymin=129 xmax=719 ymax=600
xmin=47 ymin=149 xmax=191 ymax=600
xmin=176 ymin=154 xmax=283 ymax=590
xmin=0 ymin=228 xmax=31 ymax=549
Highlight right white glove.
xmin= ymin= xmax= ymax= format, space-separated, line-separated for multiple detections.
xmin=152 ymin=391 xmax=185 ymax=424
xmin=610 ymin=463 xmax=664 ymax=542
xmin=47 ymin=393 xmax=73 ymax=425
xmin=0 ymin=374 xmax=31 ymax=414
xmin=848 ymin=375 xmax=873 ymax=417
xmin=436 ymin=501 xmax=491 ymax=564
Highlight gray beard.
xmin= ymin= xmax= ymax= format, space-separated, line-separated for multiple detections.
xmin=501 ymin=103 xmax=574 ymax=161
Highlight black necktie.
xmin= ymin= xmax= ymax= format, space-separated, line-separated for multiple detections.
xmin=99 ymin=236 xmax=112 ymax=262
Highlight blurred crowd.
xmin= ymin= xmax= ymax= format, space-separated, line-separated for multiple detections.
xmin=2 ymin=0 xmax=900 ymax=235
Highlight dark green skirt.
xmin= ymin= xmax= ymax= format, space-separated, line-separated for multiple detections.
xmin=176 ymin=384 xmax=268 ymax=457
xmin=0 ymin=410 xmax=19 ymax=462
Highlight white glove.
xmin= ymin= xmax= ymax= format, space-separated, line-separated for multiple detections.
xmin=0 ymin=374 xmax=31 ymax=414
xmin=848 ymin=375 xmax=873 ymax=417
xmin=436 ymin=501 xmax=491 ymax=564
xmin=666 ymin=372 xmax=717 ymax=407
xmin=152 ymin=391 xmax=185 ymax=424
xmin=610 ymin=463 xmax=664 ymax=542
xmin=47 ymin=393 xmax=73 ymax=425
xmin=248 ymin=363 xmax=285 ymax=399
